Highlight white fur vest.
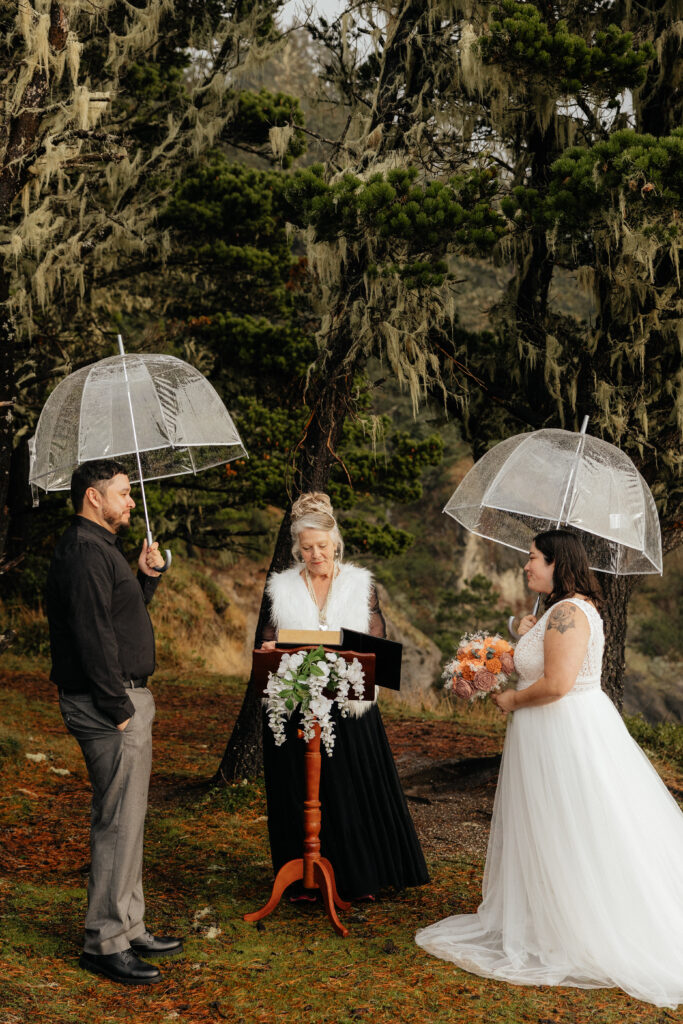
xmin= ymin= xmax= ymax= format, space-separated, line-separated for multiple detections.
xmin=266 ymin=562 xmax=377 ymax=716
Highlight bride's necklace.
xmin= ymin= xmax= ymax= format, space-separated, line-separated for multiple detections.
xmin=303 ymin=566 xmax=334 ymax=627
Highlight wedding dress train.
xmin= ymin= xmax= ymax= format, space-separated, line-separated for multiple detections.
xmin=416 ymin=598 xmax=683 ymax=1008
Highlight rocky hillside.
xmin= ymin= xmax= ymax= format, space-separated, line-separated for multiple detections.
xmin=2 ymin=530 xmax=680 ymax=723
xmin=140 ymin=526 xmax=683 ymax=725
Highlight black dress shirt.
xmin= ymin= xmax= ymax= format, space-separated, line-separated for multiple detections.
xmin=46 ymin=516 xmax=161 ymax=725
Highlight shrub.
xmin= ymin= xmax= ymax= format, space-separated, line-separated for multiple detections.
xmin=624 ymin=715 xmax=683 ymax=768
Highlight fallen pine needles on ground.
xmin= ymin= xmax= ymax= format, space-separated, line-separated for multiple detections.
xmin=1 ymin=665 xmax=682 ymax=1024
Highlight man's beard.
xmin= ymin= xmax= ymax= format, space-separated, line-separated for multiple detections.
xmin=102 ymin=506 xmax=130 ymax=534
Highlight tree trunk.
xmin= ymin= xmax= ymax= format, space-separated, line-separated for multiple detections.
xmin=598 ymin=574 xmax=637 ymax=710
xmin=212 ymin=510 xmax=293 ymax=782
xmin=0 ymin=272 xmax=15 ymax=564
xmin=213 ymin=363 xmax=353 ymax=782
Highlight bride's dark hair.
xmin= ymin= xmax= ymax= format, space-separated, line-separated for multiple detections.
xmin=534 ymin=529 xmax=603 ymax=612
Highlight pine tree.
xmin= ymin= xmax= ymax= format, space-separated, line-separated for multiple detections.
xmin=0 ymin=0 xmax=291 ymax=562
xmin=215 ymin=129 xmax=507 ymax=779
xmin=289 ymin=1 xmax=682 ymax=710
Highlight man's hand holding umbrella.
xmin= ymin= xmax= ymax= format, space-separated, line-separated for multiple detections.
xmin=139 ymin=539 xmax=166 ymax=579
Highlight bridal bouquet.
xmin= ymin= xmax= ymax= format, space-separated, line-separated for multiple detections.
xmin=265 ymin=645 xmax=366 ymax=756
xmin=443 ymin=632 xmax=515 ymax=701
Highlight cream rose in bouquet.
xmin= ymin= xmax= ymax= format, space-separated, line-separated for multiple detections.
xmin=443 ymin=632 xmax=516 ymax=701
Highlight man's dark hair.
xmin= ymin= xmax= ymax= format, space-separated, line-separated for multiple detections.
xmin=71 ymin=459 xmax=128 ymax=513
xmin=534 ymin=529 xmax=603 ymax=612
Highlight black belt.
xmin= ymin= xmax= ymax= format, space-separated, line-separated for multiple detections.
xmin=58 ymin=678 xmax=148 ymax=697
xmin=124 ymin=677 xmax=148 ymax=689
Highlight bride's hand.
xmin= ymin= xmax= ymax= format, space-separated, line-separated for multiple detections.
xmin=492 ymin=689 xmax=517 ymax=714
xmin=517 ymin=614 xmax=537 ymax=636
xmin=261 ymin=641 xmax=276 ymax=650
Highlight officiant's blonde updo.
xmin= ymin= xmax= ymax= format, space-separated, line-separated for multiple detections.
xmin=291 ymin=492 xmax=344 ymax=562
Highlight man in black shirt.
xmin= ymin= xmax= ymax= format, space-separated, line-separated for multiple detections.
xmin=47 ymin=459 xmax=182 ymax=986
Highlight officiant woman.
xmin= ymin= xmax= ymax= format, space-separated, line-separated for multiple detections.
xmin=259 ymin=492 xmax=429 ymax=900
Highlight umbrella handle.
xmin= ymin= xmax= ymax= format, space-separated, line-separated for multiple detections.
xmin=156 ymin=549 xmax=173 ymax=574
xmin=145 ymin=530 xmax=172 ymax=574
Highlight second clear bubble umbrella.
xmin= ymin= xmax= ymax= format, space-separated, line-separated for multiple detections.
xmin=29 ymin=337 xmax=248 ymax=570
xmin=443 ymin=418 xmax=662 ymax=634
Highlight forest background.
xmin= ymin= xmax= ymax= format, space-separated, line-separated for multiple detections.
xmin=1 ymin=0 xmax=682 ymax=780
xmin=1 ymin=4 xmax=683 ymax=1022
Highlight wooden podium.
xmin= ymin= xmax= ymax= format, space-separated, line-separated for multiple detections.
xmin=244 ymin=645 xmax=377 ymax=938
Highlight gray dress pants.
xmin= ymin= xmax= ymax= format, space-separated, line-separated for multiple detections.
xmin=60 ymin=687 xmax=155 ymax=954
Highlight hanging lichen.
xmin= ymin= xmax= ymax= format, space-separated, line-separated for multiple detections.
xmin=1 ymin=0 xmax=284 ymax=349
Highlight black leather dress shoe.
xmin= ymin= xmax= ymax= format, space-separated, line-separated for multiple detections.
xmin=79 ymin=949 xmax=162 ymax=985
xmin=130 ymin=932 xmax=184 ymax=957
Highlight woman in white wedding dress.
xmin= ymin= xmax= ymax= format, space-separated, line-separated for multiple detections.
xmin=416 ymin=530 xmax=683 ymax=1009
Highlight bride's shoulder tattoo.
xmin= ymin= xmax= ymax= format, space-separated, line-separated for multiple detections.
xmin=547 ymin=604 xmax=576 ymax=634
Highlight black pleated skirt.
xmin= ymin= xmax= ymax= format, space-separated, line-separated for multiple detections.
xmin=262 ymin=703 xmax=429 ymax=899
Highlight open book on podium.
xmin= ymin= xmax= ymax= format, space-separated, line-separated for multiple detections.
xmin=251 ymin=628 xmax=402 ymax=695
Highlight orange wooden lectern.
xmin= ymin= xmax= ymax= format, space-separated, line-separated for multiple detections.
xmin=244 ymin=646 xmax=376 ymax=938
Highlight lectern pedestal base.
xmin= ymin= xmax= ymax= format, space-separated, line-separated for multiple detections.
xmin=245 ymin=720 xmax=352 ymax=937
xmin=244 ymin=855 xmax=351 ymax=938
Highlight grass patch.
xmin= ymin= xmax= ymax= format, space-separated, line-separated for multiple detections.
xmin=0 ymin=663 xmax=681 ymax=1024
xmin=0 ymin=731 xmax=22 ymax=766
xmin=624 ymin=714 xmax=683 ymax=769
xmin=381 ymin=691 xmax=508 ymax=744
xmin=199 ymin=780 xmax=265 ymax=815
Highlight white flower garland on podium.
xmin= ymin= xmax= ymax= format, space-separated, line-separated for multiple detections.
xmin=265 ymin=646 xmax=366 ymax=756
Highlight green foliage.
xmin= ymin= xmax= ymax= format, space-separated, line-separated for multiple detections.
xmin=435 ymin=575 xmax=513 ymax=658
xmin=162 ymin=155 xmax=293 ymax=302
xmin=629 ymin=553 xmax=683 ymax=661
xmin=195 ymin=572 xmax=231 ymax=616
xmin=147 ymin=146 xmax=450 ymax=560
xmin=222 ymin=396 xmax=300 ymax=506
xmin=340 ymin=520 xmax=414 ymax=558
xmin=175 ymin=402 xmax=443 ymax=554
xmin=10 ymin=616 xmax=50 ymax=658
xmin=481 ymin=1 xmax=654 ymax=96
xmin=1 ymin=0 xmax=296 ymax=578
xmin=199 ymin=780 xmax=263 ymax=814
xmin=268 ymin=644 xmax=331 ymax=712
xmin=161 ymin=153 xmax=316 ymax=392
xmin=0 ymin=731 xmax=22 ymax=767
xmin=329 ymin=424 xmax=445 ymax=507
xmin=624 ymin=715 xmax=683 ymax=769
xmin=633 ymin=603 xmax=683 ymax=662
xmin=232 ymin=88 xmax=307 ymax=164
xmin=0 ymin=493 xmax=72 ymax=606
xmin=504 ymin=128 xmax=683 ymax=246
xmin=545 ymin=128 xmax=683 ymax=233
xmin=3 ymin=0 xmax=286 ymax=345
xmin=200 ymin=313 xmax=316 ymax=388
xmin=504 ymin=128 xmax=683 ymax=234
xmin=284 ymin=165 xmax=507 ymax=276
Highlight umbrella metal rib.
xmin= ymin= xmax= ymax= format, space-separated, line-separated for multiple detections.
xmin=556 ymin=415 xmax=590 ymax=530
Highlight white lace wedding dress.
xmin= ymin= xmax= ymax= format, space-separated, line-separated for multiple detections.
xmin=416 ymin=597 xmax=683 ymax=1008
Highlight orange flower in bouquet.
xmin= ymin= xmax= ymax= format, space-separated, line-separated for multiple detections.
xmin=443 ymin=632 xmax=516 ymax=701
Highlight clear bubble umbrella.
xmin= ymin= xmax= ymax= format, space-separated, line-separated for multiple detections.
xmin=29 ymin=337 xmax=247 ymax=570
xmin=443 ymin=418 xmax=662 ymax=635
